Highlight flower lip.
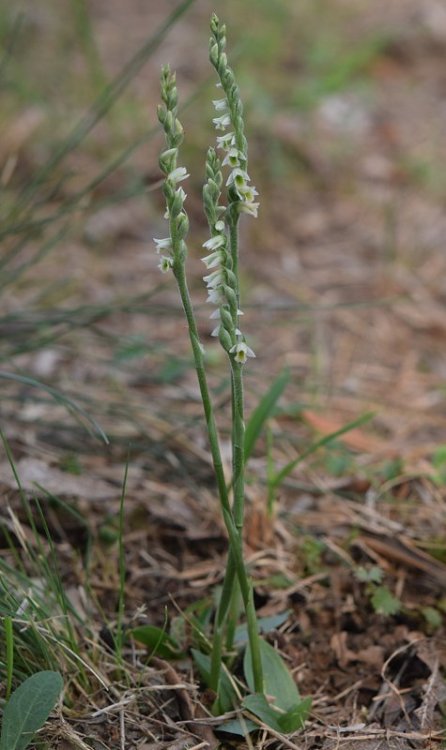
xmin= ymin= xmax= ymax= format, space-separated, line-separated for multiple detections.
xmin=213 ymin=113 xmax=231 ymax=130
xmin=154 ymin=237 xmax=172 ymax=253
xmin=213 ymin=98 xmax=228 ymax=111
xmin=216 ymin=132 xmax=236 ymax=150
xmin=158 ymin=255 xmax=173 ymax=273
xmin=239 ymin=201 xmax=259 ymax=218
xmin=202 ymin=251 xmax=222 ymax=269
xmin=203 ymin=270 xmax=223 ymax=288
xmin=229 ymin=341 xmax=256 ymax=364
xmin=168 ymin=166 xmax=189 ymax=184
xmin=207 ymin=288 xmax=223 ymax=305
xmin=203 ymin=234 xmax=226 ymax=251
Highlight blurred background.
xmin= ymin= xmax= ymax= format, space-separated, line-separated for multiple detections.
xmin=2 ymin=0 xmax=446 ymax=476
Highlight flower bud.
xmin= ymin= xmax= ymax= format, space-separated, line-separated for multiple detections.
xmin=175 ymin=211 xmax=189 ymax=240
xmin=210 ymin=43 xmax=219 ymax=66
xmin=218 ymin=326 xmax=233 ymax=352
xmin=157 ymin=105 xmax=166 ymax=125
xmin=219 ymin=306 xmax=234 ymax=332
xmin=159 ymin=148 xmax=177 ymax=175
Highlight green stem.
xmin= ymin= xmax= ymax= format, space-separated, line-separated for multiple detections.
xmin=221 ymin=506 xmax=264 ymax=693
xmin=210 ymin=550 xmax=236 ymax=692
xmin=225 ymin=576 xmax=241 ymax=651
xmin=231 ymin=360 xmax=244 ymax=530
xmin=172 ymin=262 xmax=230 ymax=518
xmin=172 ymin=260 xmax=263 ymax=695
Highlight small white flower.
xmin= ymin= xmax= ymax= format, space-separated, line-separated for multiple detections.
xmin=211 ymin=325 xmax=220 ymax=337
xmin=207 ymin=288 xmax=223 ymax=305
xmin=209 ymin=309 xmax=221 ymax=319
xmin=229 ymin=341 xmax=256 ymax=364
xmin=175 ymin=186 xmax=187 ymax=202
xmin=216 ymin=132 xmax=236 ymax=150
xmin=238 ymin=185 xmax=258 ymax=201
xmin=168 ymin=166 xmax=189 ymax=184
xmin=213 ymin=98 xmax=228 ymax=112
xmin=226 ymin=167 xmax=250 ymax=189
xmin=203 ymin=269 xmax=223 ymax=289
xmin=203 ymin=234 xmax=225 ymax=251
xmin=214 ymin=220 xmax=225 ymax=232
xmin=202 ymin=251 xmax=222 ymax=269
xmin=222 ymin=147 xmax=242 ymax=168
xmin=153 ymin=237 xmax=172 ymax=254
xmin=239 ymin=200 xmax=259 ymax=218
xmin=158 ymin=255 xmax=173 ymax=273
xmin=213 ymin=113 xmax=231 ymax=131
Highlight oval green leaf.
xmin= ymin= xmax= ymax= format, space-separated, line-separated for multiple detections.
xmin=0 ymin=671 xmax=63 ymax=750
xmin=244 ymin=639 xmax=300 ymax=713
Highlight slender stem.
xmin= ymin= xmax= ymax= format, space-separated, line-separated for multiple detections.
xmin=225 ymin=576 xmax=240 ymax=650
xmin=221 ymin=507 xmax=264 ymax=693
xmin=172 ymin=260 xmax=263 ymax=694
xmin=210 ymin=550 xmax=236 ymax=691
xmin=172 ymin=261 xmax=230 ymax=518
xmin=231 ymin=359 xmax=245 ymax=530
xmin=172 ymin=260 xmax=238 ymax=694
xmin=231 ymin=357 xmax=264 ymax=693
xmin=228 ymin=208 xmax=239 ymax=304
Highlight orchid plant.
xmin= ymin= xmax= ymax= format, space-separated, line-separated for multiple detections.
xmin=153 ymin=15 xmax=310 ymax=733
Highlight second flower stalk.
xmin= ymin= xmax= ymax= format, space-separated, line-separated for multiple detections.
xmin=154 ymin=15 xmax=264 ymax=702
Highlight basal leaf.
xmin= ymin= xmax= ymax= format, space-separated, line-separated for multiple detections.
xmin=216 ymin=717 xmax=258 ymax=735
xmin=191 ymin=649 xmax=237 ymax=713
xmin=278 ymin=697 xmax=312 ymax=732
xmin=234 ymin=610 xmax=290 ymax=644
xmin=242 ymin=693 xmax=311 ymax=734
xmin=244 ymin=638 xmax=300 ymax=713
xmin=130 ymin=625 xmax=182 ymax=659
xmin=242 ymin=693 xmax=283 ymax=732
xmin=0 ymin=671 xmax=63 ymax=750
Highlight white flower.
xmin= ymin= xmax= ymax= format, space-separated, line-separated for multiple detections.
xmin=238 ymin=185 xmax=258 ymax=201
xmin=226 ymin=167 xmax=250 ymax=189
xmin=222 ymin=147 xmax=242 ymax=168
xmin=207 ymin=288 xmax=223 ymax=305
xmin=203 ymin=269 xmax=223 ymax=289
xmin=229 ymin=341 xmax=256 ymax=364
xmin=215 ymin=220 xmax=225 ymax=232
xmin=216 ymin=132 xmax=236 ymax=150
xmin=211 ymin=325 xmax=220 ymax=337
xmin=168 ymin=166 xmax=189 ymax=184
xmin=154 ymin=237 xmax=172 ymax=254
xmin=213 ymin=113 xmax=231 ymax=131
xmin=202 ymin=251 xmax=222 ymax=269
xmin=213 ymin=98 xmax=228 ymax=112
xmin=203 ymin=234 xmax=225 ymax=251
xmin=239 ymin=200 xmax=259 ymax=218
xmin=175 ymin=186 xmax=187 ymax=202
xmin=158 ymin=255 xmax=173 ymax=273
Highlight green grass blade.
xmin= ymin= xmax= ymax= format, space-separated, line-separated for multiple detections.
xmin=0 ymin=371 xmax=108 ymax=443
xmin=8 ymin=0 xmax=197 ymax=221
xmin=244 ymin=368 xmax=290 ymax=462
xmin=271 ymin=411 xmax=375 ymax=490
xmin=4 ymin=616 xmax=13 ymax=700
